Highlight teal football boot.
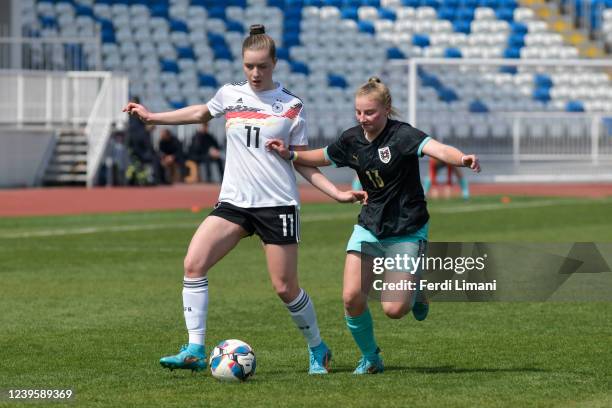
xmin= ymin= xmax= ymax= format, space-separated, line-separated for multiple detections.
xmin=308 ymin=341 xmax=332 ymax=375
xmin=353 ymin=348 xmax=384 ymax=374
xmin=159 ymin=344 xmax=206 ymax=372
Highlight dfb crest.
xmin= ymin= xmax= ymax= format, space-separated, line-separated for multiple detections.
xmin=378 ymin=146 xmax=391 ymax=164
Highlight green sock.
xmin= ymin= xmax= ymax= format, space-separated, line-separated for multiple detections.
xmin=345 ymin=308 xmax=378 ymax=359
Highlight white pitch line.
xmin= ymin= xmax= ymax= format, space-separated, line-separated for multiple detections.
xmin=0 ymin=198 xmax=608 ymax=239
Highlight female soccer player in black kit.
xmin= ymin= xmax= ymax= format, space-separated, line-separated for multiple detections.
xmin=266 ymin=77 xmax=481 ymax=374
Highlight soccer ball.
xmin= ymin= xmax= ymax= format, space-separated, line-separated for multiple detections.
xmin=209 ymin=339 xmax=256 ymax=382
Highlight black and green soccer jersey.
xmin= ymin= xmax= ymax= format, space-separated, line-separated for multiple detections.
xmin=324 ymin=119 xmax=431 ymax=239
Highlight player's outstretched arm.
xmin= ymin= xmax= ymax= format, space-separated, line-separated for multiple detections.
xmin=265 ymin=139 xmax=330 ymax=167
xmin=421 ymin=138 xmax=481 ymax=173
xmin=122 ymin=102 xmax=213 ymax=125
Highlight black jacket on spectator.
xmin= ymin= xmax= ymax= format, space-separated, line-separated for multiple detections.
xmin=127 ymin=115 xmax=156 ymax=163
xmin=188 ymin=130 xmax=220 ymax=162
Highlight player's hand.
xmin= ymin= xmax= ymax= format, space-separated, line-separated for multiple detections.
xmin=462 ymin=154 xmax=481 ymax=173
xmin=265 ymin=139 xmax=291 ymax=160
xmin=336 ymin=190 xmax=368 ymax=204
xmin=122 ymin=102 xmax=152 ymax=124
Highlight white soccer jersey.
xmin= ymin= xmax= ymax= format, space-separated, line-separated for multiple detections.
xmin=207 ymin=81 xmax=308 ymax=208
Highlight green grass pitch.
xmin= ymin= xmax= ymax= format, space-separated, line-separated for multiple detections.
xmin=1 ymin=196 xmax=611 ymax=407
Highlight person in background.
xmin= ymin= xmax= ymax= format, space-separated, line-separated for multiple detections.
xmin=126 ymin=96 xmax=159 ymax=185
xmin=187 ymin=122 xmax=225 ymax=183
xmin=158 ymin=128 xmax=184 ymax=184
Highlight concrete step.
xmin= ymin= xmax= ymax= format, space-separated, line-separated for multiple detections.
xmin=51 ymin=154 xmax=87 ymax=163
xmin=55 ymin=144 xmax=88 ymax=154
xmin=57 ymin=135 xmax=87 ymax=144
xmin=43 ymin=173 xmax=87 ymax=183
xmin=46 ymin=163 xmax=87 ymax=173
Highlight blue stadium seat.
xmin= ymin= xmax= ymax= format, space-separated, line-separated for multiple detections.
xmin=40 ymin=16 xmax=57 ymax=29
xmin=412 ymin=33 xmax=430 ymax=47
xmin=364 ymin=0 xmax=381 ymax=6
xmin=461 ymin=0 xmax=479 ymax=8
xmin=161 ymin=59 xmax=179 ymax=73
xmin=566 ymin=101 xmax=585 ymax=112
xmin=207 ymin=32 xmax=226 ymax=46
xmin=213 ymin=47 xmax=233 ymax=60
xmin=469 ymin=100 xmax=489 ymax=113
xmin=304 ymin=0 xmax=324 ymax=6
xmin=97 ymin=18 xmax=114 ymax=32
xmin=496 ymin=8 xmax=514 ymax=22
xmin=286 ymin=0 xmax=305 ymax=7
xmin=387 ymin=47 xmax=406 ymax=59
xmin=283 ymin=32 xmax=301 ymax=47
xmin=322 ymin=0 xmax=342 ymax=7
xmin=343 ymin=0 xmax=362 ymax=8
xmin=456 ymin=8 xmax=475 ymax=21
xmin=479 ymin=0 xmax=499 ymax=7
xmin=290 ymin=61 xmax=309 ymax=75
xmin=284 ymin=19 xmax=301 ymax=33
xmin=402 ymin=0 xmax=420 ymax=7
xmin=102 ymin=28 xmax=116 ymax=43
xmin=500 ymin=66 xmax=517 ymax=74
xmin=276 ymin=47 xmax=290 ymax=60
xmin=510 ymin=22 xmax=528 ymax=35
xmin=534 ymin=74 xmax=553 ymax=89
xmin=378 ymin=8 xmax=397 ymax=20
xmin=208 ymin=7 xmax=226 ymax=20
xmin=328 ymin=74 xmax=348 ymax=88
xmin=508 ymin=34 xmax=525 ymax=48
xmin=170 ymin=100 xmax=187 ymax=110
xmin=177 ymin=47 xmax=195 ymax=59
xmin=268 ymin=0 xmax=285 ymax=8
xmin=170 ymin=20 xmax=189 ymax=33
xmin=198 ymin=74 xmax=218 ymax=88
xmin=438 ymin=8 xmax=456 ymax=20
xmin=341 ymin=7 xmax=359 ymax=21
xmin=499 ymin=0 xmax=518 ymax=8
xmin=442 ymin=0 xmax=459 ymax=7
xmin=226 ymin=20 xmax=245 ymax=33
xmin=439 ymin=87 xmax=459 ymax=102
xmin=503 ymin=47 xmax=520 ymax=58
xmin=533 ymin=87 xmax=551 ymax=103
xmin=444 ymin=47 xmax=462 ymax=58
xmin=151 ymin=4 xmax=169 ymax=18
xmin=453 ymin=20 xmax=471 ymax=33
xmin=422 ymin=0 xmax=441 ymax=8
xmin=358 ymin=21 xmax=375 ymax=34
xmin=285 ymin=7 xmax=302 ymax=20
xmin=421 ymin=73 xmax=442 ymax=89
xmin=75 ymin=5 xmax=94 ymax=17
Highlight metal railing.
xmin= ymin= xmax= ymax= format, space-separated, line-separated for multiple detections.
xmin=85 ymin=73 xmax=129 ymax=187
xmin=0 ymin=36 xmax=101 ymax=71
xmin=0 ymin=70 xmax=128 ymax=186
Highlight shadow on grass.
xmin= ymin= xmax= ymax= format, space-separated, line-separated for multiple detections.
xmin=330 ymin=365 xmax=548 ymax=374
xmin=391 ymin=365 xmax=549 ymax=374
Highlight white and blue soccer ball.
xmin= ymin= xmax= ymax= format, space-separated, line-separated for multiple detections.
xmin=209 ymin=339 xmax=256 ymax=382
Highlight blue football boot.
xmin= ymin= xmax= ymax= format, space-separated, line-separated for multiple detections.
xmin=159 ymin=343 xmax=206 ymax=372
xmin=308 ymin=341 xmax=332 ymax=375
xmin=353 ymin=348 xmax=384 ymax=374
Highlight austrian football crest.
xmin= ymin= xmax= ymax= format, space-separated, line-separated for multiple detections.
xmin=378 ymin=146 xmax=391 ymax=164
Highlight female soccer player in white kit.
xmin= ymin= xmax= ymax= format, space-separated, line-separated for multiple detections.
xmin=123 ymin=25 xmax=365 ymax=374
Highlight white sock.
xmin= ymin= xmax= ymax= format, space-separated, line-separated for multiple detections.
xmin=285 ymin=289 xmax=322 ymax=348
xmin=183 ymin=276 xmax=208 ymax=346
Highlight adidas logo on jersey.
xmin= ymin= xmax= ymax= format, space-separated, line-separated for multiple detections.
xmin=236 ymin=98 xmax=243 ymax=104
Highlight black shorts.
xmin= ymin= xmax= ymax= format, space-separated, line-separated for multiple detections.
xmin=210 ymin=202 xmax=300 ymax=245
